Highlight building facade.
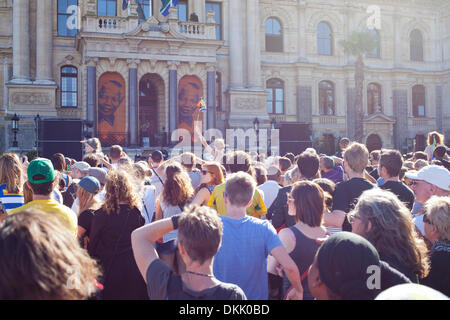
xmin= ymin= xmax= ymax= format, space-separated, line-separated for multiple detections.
xmin=0 ymin=0 xmax=449 ymax=155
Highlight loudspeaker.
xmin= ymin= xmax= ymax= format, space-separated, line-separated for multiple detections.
xmin=37 ymin=119 xmax=83 ymax=161
xmin=279 ymin=123 xmax=312 ymax=142
xmin=280 ymin=141 xmax=313 ymax=156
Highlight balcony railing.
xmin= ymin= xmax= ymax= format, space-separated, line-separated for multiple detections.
xmin=83 ymin=16 xmax=139 ymax=34
xmin=82 ymin=15 xmax=216 ymax=40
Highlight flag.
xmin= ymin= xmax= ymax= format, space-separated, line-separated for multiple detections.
xmin=432 ymin=136 xmax=437 ymax=160
xmin=160 ymin=0 xmax=179 ymax=17
xmin=197 ymin=98 xmax=207 ymax=112
xmin=122 ymin=0 xmax=129 ymax=11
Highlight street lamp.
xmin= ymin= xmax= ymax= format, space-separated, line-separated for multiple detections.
xmin=253 ymin=118 xmax=260 ymax=153
xmin=34 ymin=114 xmax=40 ymax=149
xmin=270 ymin=117 xmax=277 ymax=130
xmin=11 ymin=113 xmax=20 ymax=148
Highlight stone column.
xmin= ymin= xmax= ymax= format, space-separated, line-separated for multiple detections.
xmin=207 ymin=67 xmax=216 ymax=130
xmin=435 ymin=85 xmax=443 ymax=132
xmin=393 ymin=89 xmax=408 ymax=150
xmin=128 ymin=60 xmax=139 ymax=146
xmin=2 ymin=57 xmax=12 ymax=110
xmin=297 ymin=86 xmax=312 ymax=123
xmin=86 ymin=61 xmax=97 ymax=130
xmin=12 ymin=0 xmax=31 ymax=83
xmin=168 ymin=62 xmax=179 ymax=136
xmin=35 ymin=0 xmax=54 ymax=84
xmin=229 ymin=0 xmax=244 ymax=89
xmin=246 ymin=0 xmax=262 ymax=89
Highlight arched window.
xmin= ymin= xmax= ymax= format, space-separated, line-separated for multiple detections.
xmin=97 ymin=0 xmax=117 ymax=16
xmin=366 ymin=28 xmax=380 ymax=58
xmin=319 ymin=81 xmax=335 ymax=115
xmin=266 ymin=79 xmax=284 ymax=114
xmin=410 ymin=29 xmax=424 ymax=62
xmin=412 ymin=85 xmax=426 ymax=117
xmin=265 ymin=18 xmax=283 ymax=52
xmin=367 ymin=83 xmax=382 ymax=114
xmin=61 ymin=66 xmax=78 ymax=108
xmin=317 ymin=22 xmax=333 ymax=55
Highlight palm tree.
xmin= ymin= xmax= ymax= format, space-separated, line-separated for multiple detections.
xmin=339 ymin=31 xmax=378 ymax=143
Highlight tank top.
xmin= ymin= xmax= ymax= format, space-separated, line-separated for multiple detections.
xmin=160 ymin=200 xmax=182 ymax=243
xmin=282 ymin=226 xmax=321 ymax=300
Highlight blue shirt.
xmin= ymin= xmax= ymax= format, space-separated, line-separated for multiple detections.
xmin=0 ymin=183 xmax=24 ymax=213
xmin=213 ymin=216 xmax=282 ymax=300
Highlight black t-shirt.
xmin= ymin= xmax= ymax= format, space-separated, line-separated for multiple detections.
xmin=146 ymin=259 xmax=247 ymax=300
xmin=332 ymin=178 xmax=375 ymax=231
xmin=380 ymin=181 xmax=415 ymax=210
xmin=78 ymin=209 xmax=96 ymax=233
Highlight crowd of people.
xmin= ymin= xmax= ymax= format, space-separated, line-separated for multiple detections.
xmin=0 ymin=131 xmax=449 ymax=300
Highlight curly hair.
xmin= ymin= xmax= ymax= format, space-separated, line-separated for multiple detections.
xmin=161 ymin=163 xmax=194 ymax=208
xmin=103 ymin=169 xmax=141 ymax=215
xmin=0 ymin=210 xmax=101 ymax=299
xmin=352 ymin=188 xmax=430 ymax=279
xmin=0 ymin=153 xmax=23 ymax=194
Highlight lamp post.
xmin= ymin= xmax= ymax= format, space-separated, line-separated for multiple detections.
xmin=11 ymin=113 xmax=20 ymax=148
xmin=253 ymin=117 xmax=259 ymax=153
xmin=34 ymin=114 xmax=40 ymax=149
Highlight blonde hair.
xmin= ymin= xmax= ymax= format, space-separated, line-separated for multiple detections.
xmin=414 ymin=159 xmax=428 ymax=171
xmin=23 ymin=181 xmax=33 ymax=204
xmin=77 ymin=187 xmax=101 ymax=216
xmin=353 ymin=188 xmax=430 ymax=278
xmin=425 ymin=196 xmax=450 ymax=242
xmin=343 ymin=142 xmax=369 ymax=174
xmin=103 ymin=170 xmax=141 ymax=215
xmin=0 ymin=153 xmax=23 ymax=194
xmin=225 ymin=172 xmax=256 ymax=207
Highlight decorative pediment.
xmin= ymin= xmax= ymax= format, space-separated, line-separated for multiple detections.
xmin=363 ymin=112 xmax=396 ymax=124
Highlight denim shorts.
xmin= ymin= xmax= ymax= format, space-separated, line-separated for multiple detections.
xmin=156 ymin=240 xmax=177 ymax=255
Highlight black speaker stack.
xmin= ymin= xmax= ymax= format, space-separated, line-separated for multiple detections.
xmin=278 ymin=122 xmax=312 ymax=156
xmin=37 ymin=118 xmax=83 ymax=161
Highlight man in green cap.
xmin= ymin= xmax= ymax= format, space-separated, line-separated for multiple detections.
xmin=8 ymin=158 xmax=78 ymax=237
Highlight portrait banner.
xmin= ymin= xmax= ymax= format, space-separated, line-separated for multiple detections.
xmin=97 ymin=72 xmax=127 ymax=146
xmin=178 ymin=75 xmax=204 ymax=142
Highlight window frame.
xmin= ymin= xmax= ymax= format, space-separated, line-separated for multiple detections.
xmin=177 ymin=0 xmax=188 ymax=22
xmin=319 ymin=81 xmax=335 ymax=115
xmin=97 ymin=0 xmax=117 ymax=17
xmin=205 ymin=1 xmax=222 ymax=40
xmin=266 ymin=78 xmax=285 ymax=115
xmin=410 ymin=29 xmax=424 ymax=62
xmin=265 ymin=17 xmax=283 ymax=52
xmin=57 ymin=0 xmax=79 ymax=37
xmin=317 ymin=22 xmax=333 ymax=56
xmin=366 ymin=28 xmax=381 ymax=59
xmin=412 ymin=85 xmax=426 ymax=118
xmin=60 ymin=66 xmax=78 ymax=108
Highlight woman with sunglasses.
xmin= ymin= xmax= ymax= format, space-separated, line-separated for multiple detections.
xmin=348 ymin=188 xmax=429 ymax=283
xmin=268 ymin=180 xmax=328 ymax=300
xmin=191 ymin=162 xmax=224 ymax=206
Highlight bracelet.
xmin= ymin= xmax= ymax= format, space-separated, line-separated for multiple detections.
xmin=171 ymin=214 xmax=182 ymax=230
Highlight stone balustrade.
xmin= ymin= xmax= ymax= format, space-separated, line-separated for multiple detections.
xmin=83 ymin=15 xmax=139 ymax=34
xmin=178 ymin=21 xmax=216 ymax=40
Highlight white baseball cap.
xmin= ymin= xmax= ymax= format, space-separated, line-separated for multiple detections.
xmin=405 ymin=165 xmax=450 ymax=191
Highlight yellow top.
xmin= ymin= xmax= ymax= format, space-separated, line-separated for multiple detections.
xmin=9 ymin=199 xmax=78 ymax=238
xmin=207 ymin=183 xmax=267 ymax=217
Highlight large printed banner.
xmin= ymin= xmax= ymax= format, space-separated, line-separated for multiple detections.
xmin=97 ymin=72 xmax=126 ymax=146
xmin=178 ymin=75 xmax=203 ymax=142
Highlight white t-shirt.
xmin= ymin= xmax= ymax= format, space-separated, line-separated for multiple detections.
xmin=142 ymin=186 xmax=156 ymax=225
xmin=257 ymin=180 xmax=281 ymax=210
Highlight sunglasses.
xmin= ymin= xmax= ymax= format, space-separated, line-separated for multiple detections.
xmin=347 ymin=213 xmax=362 ymax=224
xmin=202 ymin=170 xmax=212 ymax=175
xmin=423 ymin=214 xmax=433 ymax=225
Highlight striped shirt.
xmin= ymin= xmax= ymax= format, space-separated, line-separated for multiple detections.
xmin=0 ymin=183 xmax=24 ymax=213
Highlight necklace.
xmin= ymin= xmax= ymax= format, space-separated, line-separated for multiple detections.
xmin=185 ymin=270 xmax=214 ymax=278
